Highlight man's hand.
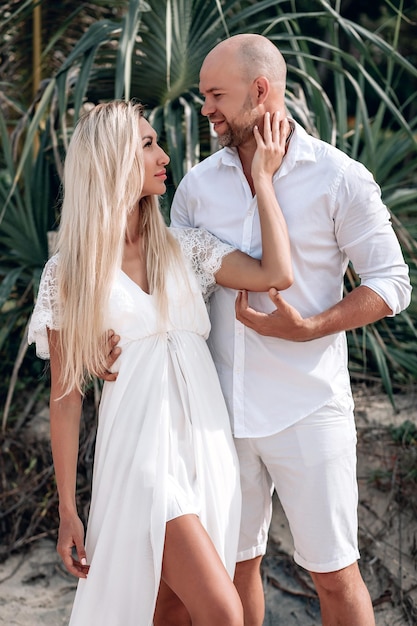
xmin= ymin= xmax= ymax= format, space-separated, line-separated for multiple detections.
xmin=98 ymin=330 xmax=121 ymax=381
xmin=236 ymin=285 xmax=392 ymax=341
xmin=235 ymin=288 xmax=311 ymax=341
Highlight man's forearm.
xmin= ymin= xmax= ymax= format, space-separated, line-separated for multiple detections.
xmin=235 ymin=285 xmax=392 ymax=341
xmin=301 ymin=285 xmax=392 ymax=341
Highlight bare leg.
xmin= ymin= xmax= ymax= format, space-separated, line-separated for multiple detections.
xmin=310 ymin=562 xmax=375 ymax=626
xmin=154 ymin=580 xmax=191 ymax=626
xmin=160 ymin=514 xmax=243 ymax=626
xmin=233 ymin=557 xmax=264 ymax=626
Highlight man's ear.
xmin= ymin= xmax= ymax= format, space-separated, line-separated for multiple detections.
xmin=253 ymin=76 xmax=269 ymax=104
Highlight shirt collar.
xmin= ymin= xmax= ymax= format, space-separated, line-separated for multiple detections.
xmin=217 ymin=146 xmax=239 ymax=168
xmin=278 ymin=119 xmax=317 ymax=177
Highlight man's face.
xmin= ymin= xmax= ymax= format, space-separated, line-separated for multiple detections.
xmin=199 ymin=60 xmax=260 ymax=148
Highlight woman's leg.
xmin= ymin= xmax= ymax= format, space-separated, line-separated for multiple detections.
xmin=154 ymin=580 xmax=191 ymax=626
xmin=158 ymin=514 xmax=243 ymax=626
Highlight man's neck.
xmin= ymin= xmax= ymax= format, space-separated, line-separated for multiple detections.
xmin=237 ymin=142 xmax=257 ymax=192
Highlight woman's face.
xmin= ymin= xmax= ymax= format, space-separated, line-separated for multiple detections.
xmin=139 ymin=117 xmax=170 ymax=198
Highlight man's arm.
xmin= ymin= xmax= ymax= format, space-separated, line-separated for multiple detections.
xmin=236 ymin=157 xmax=411 ymax=341
xmin=235 ymin=285 xmax=392 ymax=341
xmin=170 ymin=173 xmax=193 ymax=228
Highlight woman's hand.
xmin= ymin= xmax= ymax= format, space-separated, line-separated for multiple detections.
xmin=57 ymin=512 xmax=90 ymax=578
xmin=251 ymin=111 xmax=289 ymax=183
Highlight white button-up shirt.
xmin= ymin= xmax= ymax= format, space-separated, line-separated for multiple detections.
xmin=170 ymin=121 xmax=412 ymax=437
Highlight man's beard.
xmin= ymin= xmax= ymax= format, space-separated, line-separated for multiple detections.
xmin=218 ymin=121 xmax=254 ymax=147
xmin=217 ymin=98 xmax=259 ymax=148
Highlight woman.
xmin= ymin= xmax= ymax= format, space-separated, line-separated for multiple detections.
xmin=28 ymin=100 xmax=292 ymax=625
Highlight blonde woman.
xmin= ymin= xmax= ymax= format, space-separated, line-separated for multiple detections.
xmin=28 ymin=100 xmax=292 ymax=626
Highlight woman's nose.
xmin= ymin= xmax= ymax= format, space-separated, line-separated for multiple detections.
xmin=159 ymin=147 xmax=170 ymax=165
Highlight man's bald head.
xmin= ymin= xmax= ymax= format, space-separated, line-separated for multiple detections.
xmin=199 ymin=34 xmax=287 ymax=149
xmin=202 ymin=34 xmax=287 ymax=93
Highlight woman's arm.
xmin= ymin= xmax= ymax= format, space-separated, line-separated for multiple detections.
xmin=48 ymin=329 xmax=89 ymax=578
xmin=99 ymin=114 xmax=293 ymax=381
xmin=214 ymin=111 xmax=293 ymax=292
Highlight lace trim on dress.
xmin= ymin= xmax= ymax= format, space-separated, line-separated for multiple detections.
xmin=170 ymin=227 xmax=235 ymax=301
xmin=28 ymin=254 xmax=61 ymax=359
xmin=28 ymin=229 xmax=235 ymax=358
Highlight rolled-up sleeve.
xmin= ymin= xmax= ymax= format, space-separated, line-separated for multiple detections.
xmin=335 ymin=161 xmax=412 ymax=315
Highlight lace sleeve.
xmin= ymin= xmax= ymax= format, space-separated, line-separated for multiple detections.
xmin=171 ymin=227 xmax=236 ymax=299
xmin=28 ymin=254 xmax=61 ymax=359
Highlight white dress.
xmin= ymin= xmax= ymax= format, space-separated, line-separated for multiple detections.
xmin=28 ymin=227 xmax=241 ymax=626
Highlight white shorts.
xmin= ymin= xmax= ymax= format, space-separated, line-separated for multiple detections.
xmin=235 ymin=393 xmax=360 ymax=573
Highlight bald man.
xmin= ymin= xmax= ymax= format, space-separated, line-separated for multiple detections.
xmin=166 ymin=34 xmax=411 ymax=625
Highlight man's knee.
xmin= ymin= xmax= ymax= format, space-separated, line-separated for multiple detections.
xmin=310 ymin=562 xmax=364 ymax=596
xmin=234 ymin=556 xmax=263 ymax=585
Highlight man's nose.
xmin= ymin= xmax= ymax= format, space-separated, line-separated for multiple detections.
xmin=201 ymin=99 xmax=213 ymax=117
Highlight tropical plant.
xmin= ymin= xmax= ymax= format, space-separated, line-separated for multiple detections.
xmin=1 ymin=0 xmax=417 ymax=430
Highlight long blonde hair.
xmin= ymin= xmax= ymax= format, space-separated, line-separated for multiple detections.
xmin=55 ymin=100 xmax=185 ymax=395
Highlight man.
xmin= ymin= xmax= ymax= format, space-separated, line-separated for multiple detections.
xmin=167 ymin=33 xmax=411 ymax=626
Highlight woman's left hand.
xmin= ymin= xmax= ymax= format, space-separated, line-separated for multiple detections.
xmin=251 ymin=111 xmax=289 ymax=182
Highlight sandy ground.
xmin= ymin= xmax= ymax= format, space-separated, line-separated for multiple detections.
xmin=1 ymin=387 xmax=416 ymax=625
